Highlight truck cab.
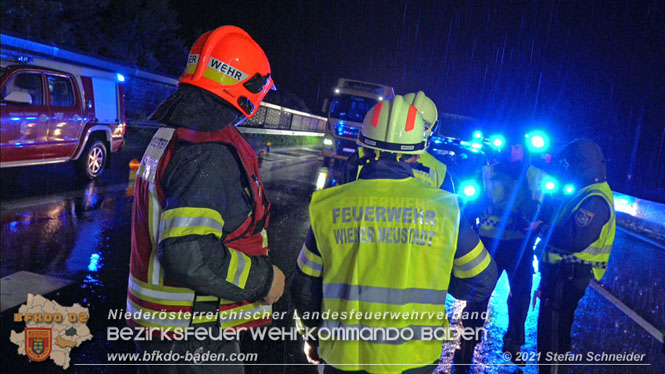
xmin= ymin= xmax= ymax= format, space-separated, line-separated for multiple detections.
xmin=321 ymin=78 xmax=394 ymax=166
xmin=1 ymin=56 xmax=125 ymax=179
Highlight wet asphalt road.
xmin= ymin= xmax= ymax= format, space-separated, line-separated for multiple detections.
xmin=1 ymin=143 xmax=663 ymax=373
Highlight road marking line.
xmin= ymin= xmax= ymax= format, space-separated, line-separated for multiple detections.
xmin=589 ymin=281 xmax=664 ymax=343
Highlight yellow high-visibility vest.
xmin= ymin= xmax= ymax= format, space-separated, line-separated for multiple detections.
xmin=356 ymin=148 xmax=448 ymax=189
xmin=308 ymin=177 xmax=460 ymax=372
xmin=544 ymin=182 xmax=616 ymax=280
xmin=412 ymin=152 xmax=448 ymax=189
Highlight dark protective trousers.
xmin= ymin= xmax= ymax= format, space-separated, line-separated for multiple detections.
xmin=537 ymin=262 xmax=592 ymax=374
xmin=135 ymin=336 xmax=244 ymax=374
xmin=456 ymin=237 xmax=534 ymax=362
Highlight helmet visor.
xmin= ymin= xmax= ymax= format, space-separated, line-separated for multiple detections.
xmin=244 ymin=73 xmax=274 ymax=93
xmin=425 ymin=119 xmax=440 ymax=136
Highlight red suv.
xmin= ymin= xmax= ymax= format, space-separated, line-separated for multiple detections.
xmin=1 ymin=57 xmax=125 ymax=179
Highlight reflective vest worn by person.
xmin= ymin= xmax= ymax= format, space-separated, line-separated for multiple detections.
xmin=540 ymin=181 xmax=615 ymax=280
xmin=127 ymin=26 xmax=277 ymax=334
xmin=350 ymin=147 xmax=450 ymax=189
xmin=534 ymin=138 xmax=615 ymax=373
xmin=309 ymin=178 xmax=460 ymax=372
xmin=128 ymin=125 xmax=272 ymax=332
xmin=291 ymin=96 xmax=497 ymax=373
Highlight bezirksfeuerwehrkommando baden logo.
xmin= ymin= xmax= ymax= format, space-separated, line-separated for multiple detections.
xmin=10 ymin=294 xmax=92 ymax=369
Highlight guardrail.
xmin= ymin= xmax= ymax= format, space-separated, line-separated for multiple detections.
xmin=614 ymin=192 xmax=665 ymax=246
xmin=129 ymin=102 xmax=328 ymax=137
xmin=240 ymin=102 xmax=327 ymax=136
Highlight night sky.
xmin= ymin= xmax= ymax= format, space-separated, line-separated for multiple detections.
xmin=179 ymin=1 xmax=662 ymax=197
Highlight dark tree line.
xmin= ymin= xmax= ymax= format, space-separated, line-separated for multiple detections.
xmin=1 ymin=0 xmax=188 ymax=76
xmin=1 ymin=0 xmax=313 ymax=112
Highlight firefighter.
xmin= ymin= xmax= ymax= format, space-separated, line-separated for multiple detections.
xmin=454 ymin=132 xmax=548 ymax=368
xmin=291 ymin=96 xmax=498 ymax=373
xmin=341 ymin=91 xmax=455 ymax=193
xmin=127 ymin=26 xmax=284 ymax=374
xmin=534 ymin=138 xmax=616 ymax=373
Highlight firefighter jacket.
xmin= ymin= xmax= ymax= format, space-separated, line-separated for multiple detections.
xmin=127 ymin=85 xmax=274 ymax=334
xmin=291 ymin=158 xmax=498 ymax=373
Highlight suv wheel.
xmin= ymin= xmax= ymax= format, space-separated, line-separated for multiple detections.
xmin=75 ymin=140 xmax=107 ymax=180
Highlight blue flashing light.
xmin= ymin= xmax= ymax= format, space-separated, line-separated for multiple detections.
xmin=542 ymin=176 xmax=559 ymax=193
xmin=471 ymin=142 xmax=483 ymax=150
xmin=489 ymin=134 xmax=506 ymax=150
xmin=526 ymin=130 xmax=550 ymax=152
xmin=335 ymin=122 xmax=359 ymax=138
xmin=116 ymin=73 xmax=125 ymax=82
xmin=532 ymin=135 xmax=545 ymax=148
xmin=25 ymin=116 xmax=37 ymax=120
xmin=472 ymin=130 xmax=483 ymax=139
xmin=563 ymin=184 xmax=575 ymax=195
xmin=10 ymin=117 xmax=21 ymax=121
xmin=459 ymin=180 xmax=480 ymax=201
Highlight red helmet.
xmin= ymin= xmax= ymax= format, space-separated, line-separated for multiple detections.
xmin=179 ymin=26 xmax=274 ymax=118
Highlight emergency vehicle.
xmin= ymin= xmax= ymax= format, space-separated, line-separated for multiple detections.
xmin=1 ymin=56 xmax=126 ymax=179
xmin=321 ymin=78 xmax=394 ymax=165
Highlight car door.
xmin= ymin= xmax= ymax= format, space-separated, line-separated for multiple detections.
xmin=46 ymin=73 xmax=84 ymax=158
xmin=0 ymin=69 xmax=51 ymax=164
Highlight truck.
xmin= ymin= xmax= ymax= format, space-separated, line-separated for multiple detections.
xmin=321 ymin=78 xmax=394 ymax=166
xmin=1 ymin=55 xmax=126 ymax=180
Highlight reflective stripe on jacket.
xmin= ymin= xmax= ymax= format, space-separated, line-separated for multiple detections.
xmin=128 ymin=126 xmax=272 ymax=332
xmin=308 ymin=177 xmax=460 ymax=372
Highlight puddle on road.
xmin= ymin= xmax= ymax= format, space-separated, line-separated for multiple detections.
xmin=1 ymin=183 xmax=130 ymax=284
